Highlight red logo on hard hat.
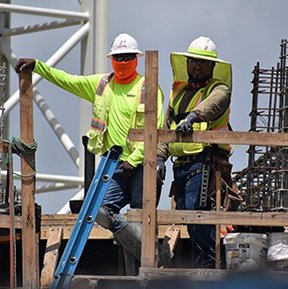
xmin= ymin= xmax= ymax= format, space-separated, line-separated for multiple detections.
xmin=117 ymin=40 xmax=127 ymax=49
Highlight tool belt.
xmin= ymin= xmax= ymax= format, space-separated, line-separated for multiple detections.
xmin=175 ymin=154 xmax=206 ymax=164
xmin=171 ymin=147 xmax=242 ymax=211
xmin=208 ymin=156 xmax=242 ymax=211
xmin=173 ymin=147 xmax=226 ymax=166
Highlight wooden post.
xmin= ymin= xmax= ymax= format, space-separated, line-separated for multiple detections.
xmin=9 ymin=144 xmax=15 ymax=289
xmin=19 ymin=71 xmax=38 ymax=289
xmin=141 ymin=51 xmax=158 ymax=268
xmin=40 ymin=227 xmax=63 ymax=289
xmin=215 ymin=171 xmax=222 ymax=269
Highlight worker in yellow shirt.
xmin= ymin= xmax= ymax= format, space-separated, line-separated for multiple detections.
xmin=16 ymin=33 xmax=167 ymax=273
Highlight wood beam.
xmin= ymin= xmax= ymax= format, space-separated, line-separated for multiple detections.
xmin=0 ymin=215 xmax=21 ymax=228
xmin=129 ymin=129 xmax=288 ymax=147
xmin=139 ymin=267 xmax=225 ymax=280
xmin=20 ymin=70 xmax=38 ymax=289
xmin=141 ymin=51 xmax=158 ymax=268
xmin=40 ymin=215 xmax=190 ymax=240
xmin=0 ymin=140 xmax=9 ymax=153
xmin=40 ymin=227 xmax=63 ymax=289
xmin=215 ymin=171 xmax=221 ymax=269
xmin=127 ymin=209 xmax=288 ymax=227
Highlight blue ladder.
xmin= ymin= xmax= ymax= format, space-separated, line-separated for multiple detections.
xmin=50 ymin=146 xmax=122 ymax=289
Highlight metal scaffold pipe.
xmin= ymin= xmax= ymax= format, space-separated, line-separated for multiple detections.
xmin=2 ymin=22 xmax=90 ymax=117
xmin=0 ymin=3 xmax=89 ymax=20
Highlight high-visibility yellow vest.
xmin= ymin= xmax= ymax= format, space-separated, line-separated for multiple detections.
xmin=168 ymin=79 xmax=231 ymax=157
xmin=86 ymin=73 xmax=145 ymax=155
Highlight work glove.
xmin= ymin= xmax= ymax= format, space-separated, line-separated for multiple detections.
xmin=156 ymin=156 xmax=166 ymax=184
xmin=176 ymin=111 xmax=198 ymax=136
xmin=15 ymin=58 xmax=36 ymax=73
xmin=120 ymin=161 xmax=135 ymax=177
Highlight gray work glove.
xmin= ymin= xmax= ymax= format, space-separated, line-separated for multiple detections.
xmin=176 ymin=111 xmax=198 ymax=135
xmin=156 ymin=156 xmax=166 ymax=184
xmin=15 ymin=58 xmax=36 ymax=73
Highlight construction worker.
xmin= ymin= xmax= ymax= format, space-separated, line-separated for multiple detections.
xmin=15 ymin=33 xmax=167 ymax=273
xmin=158 ymin=36 xmax=232 ymax=268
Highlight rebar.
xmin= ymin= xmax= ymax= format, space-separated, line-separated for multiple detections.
xmin=234 ymin=39 xmax=288 ymax=212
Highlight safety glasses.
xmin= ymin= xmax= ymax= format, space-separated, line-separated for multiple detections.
xmin=113 ymin=54 xmax=137 ymax=62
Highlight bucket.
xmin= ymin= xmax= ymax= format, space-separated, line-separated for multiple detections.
xmin=267 ymin=232 xmax=288 ymax=271
xmin=223 ymin=233 xmax=267 ymax=270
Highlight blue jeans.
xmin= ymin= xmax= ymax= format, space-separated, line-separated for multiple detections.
xmin=173 ymin=161 xmax=215 ymax=268
xmin=102 ymin=162 xmax=162 ymax=232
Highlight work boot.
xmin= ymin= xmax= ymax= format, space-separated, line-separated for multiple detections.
xmin=113 ymin=220 xmax=142 ymax=261
xmin=113 ymin=216 xmax=174 ymax=267
xmin=123 ymin=248 xmax=140 ymax=276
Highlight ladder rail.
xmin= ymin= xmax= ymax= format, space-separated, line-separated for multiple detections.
xmin=50 ymin=146 xmax=122 ymax=289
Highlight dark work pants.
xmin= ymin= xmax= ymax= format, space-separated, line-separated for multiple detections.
xmin=102 ymin=162 xmax=162 ymax=232
xmin=173 ymin=161 xmax=215 ymax=268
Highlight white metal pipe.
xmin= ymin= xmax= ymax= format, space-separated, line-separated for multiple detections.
xmin=3 ymin=19 xmax=82 ymax=37
xmin=95 ymin=0 xmax=108 ymax=73
xmin=1 ymin=170 xmax=84 ymax=184
xmin=57 ymin=188 xmax=84 ymax=214
xmin=35 ymin=173 xmax=84 ymax=184
xmin=33 ymin=90 xmax=80 ymax=168
xmin=0 ymin=3 xmax=89 ymax=20
xmin=78 ymin=0 xmax=107 ymax=175
xmin=36 ymin=183 xmax=81 ymax=194
xmin=2 ymin=22 xmax=90 ymax=117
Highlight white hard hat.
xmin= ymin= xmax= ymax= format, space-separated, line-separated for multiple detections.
xmin=170 ymin=36 xmax=232 ymax=88
xmin=188 ymin=36 xmax=217 ymax=57
xmin=107 ymin=33 xmax=143 ymax=57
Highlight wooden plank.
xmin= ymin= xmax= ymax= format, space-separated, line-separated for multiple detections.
xmin=129 ymin=129 xmax=288 ymax=147
xmin=19 ymin=70 xmax=38 ymax=289
xmin=127 ymin=209 xmax=288 ymax=227
xmin=40 ymin=227 xmax=63 ymax=289
xmin=139 ymin=267 xmax=225 ymax=280
xmin=141 ymin=51 xmax=158 ymax=268
xmin=40 ymin=215 xmax=190 ymax=240
xmin=161 ymin=226 xmax=180 ymax=266
xmin=40 ymin=217 xmax=189 ymax=240
xmin=215 ymin=171 xmax=221 ymax=269
xmin=9 ymin=143 xmax=16 ymax=288
xmin=0 ymin=215 xmax=21 ymax=228
xmin=41 ymin=225 xmax=113 ymax=240
xmin=0 ymin=140 xmax=10 ymax=153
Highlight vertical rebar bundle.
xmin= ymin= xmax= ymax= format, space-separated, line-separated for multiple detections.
xmin=234 ymin=39 xmax=288 ymax=211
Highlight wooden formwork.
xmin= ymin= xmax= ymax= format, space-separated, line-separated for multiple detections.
xmin=127 ymin=51 xmax=288 ymax=277
xmin=0 ymin=71 xmax=38 ymax=289
xmin=3 ymin=51 xmax=288 ymax=288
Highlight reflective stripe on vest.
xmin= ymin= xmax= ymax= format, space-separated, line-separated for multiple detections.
xmin=171 ymin=79 xmax=230 ymax=132
xmin=95 ymin=72 xmax=114 ymax=96
xmin=90 ymin=73 xmax=114 ymax=131
xmin=90 ymin=117 xmax=106 ymax=131
xmin=87 ymin=74 xmax=145 ymax=155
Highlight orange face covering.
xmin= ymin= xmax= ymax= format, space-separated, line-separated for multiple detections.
xmin=111 ymin=58 xmax=138 ymax=84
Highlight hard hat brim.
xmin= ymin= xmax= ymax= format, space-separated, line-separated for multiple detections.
xmin=107 ymin=49 xmax=144 ymax=57
xmin=171 ymin=51 xmax=229 ymax=64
